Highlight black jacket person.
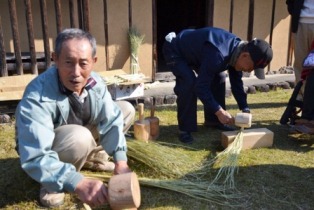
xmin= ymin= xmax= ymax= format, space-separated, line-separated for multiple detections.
xmin=162 ymin=27 xmax=273 ymax=143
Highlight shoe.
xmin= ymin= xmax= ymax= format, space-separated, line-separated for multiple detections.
xmin=82 ymin=149 xmax=115 ymax=172
xmin=294 ymin=123 xmax=314 ymax=134
xmin=178 ymin=132 xmax=194 ymax=144
xmin=88 ymin=150 xmax=110 ymax=163
xmin=204 ymin=121 xmax=235 ymax=131
xmin=39 ymin=186 xmax=65 ymax=208
xmin=83 ymin=161 xmax=115 ymax=172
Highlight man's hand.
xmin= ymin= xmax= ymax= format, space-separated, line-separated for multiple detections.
xmin=215 ymin=108 xmax=235 ymax=125
xmin=75 ymin=178 xmax=108 ymax=207
xmin=114 ymin=160 xmax=131 ymax=175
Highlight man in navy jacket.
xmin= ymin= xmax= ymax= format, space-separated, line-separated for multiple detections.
xmin=162 ymin=27 xmax=273 ymax=143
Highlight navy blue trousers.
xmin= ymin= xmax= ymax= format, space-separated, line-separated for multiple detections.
xmin=163 ymin=41 xmax=226 ymax=132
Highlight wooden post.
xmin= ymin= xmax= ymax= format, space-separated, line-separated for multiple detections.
xmin=54 ymin=0 xmax=63 ymax=33
xmin=247 ymin=0 xmax=254 ymax=41
xmin=8 ymin=0 xmax=23 ymax=75
xmin=24 ymin=0 xmax=38 ymax=75
xmin=39 ymin=0 xmax=51 ymax=68
xmin=0 ymin=15 xmax=7 ymax=77
xmin=69 ymin=0 xmax=77 ymax=28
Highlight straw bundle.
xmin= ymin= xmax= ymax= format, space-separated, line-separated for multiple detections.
xmin=126 ymin=132 xmax=244 ymax=189
xmin=209 ymin=129 xmax=244 ymax=189
xmin=128 ymin=27 xmax=145 ymax=74
xmin=126 ymin=140 xmax=202 ymax=178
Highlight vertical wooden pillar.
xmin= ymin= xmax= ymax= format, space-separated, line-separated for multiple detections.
xmin=39 ymin=0 xmax=51 ymax=68
xmin=54 ymin=0 xmax=63 ymax=33
xmin=268 ymin=0 xmax=276 ymax=71
xmin=24 ymin=0 xmax=38 ymax=75
xmin=69 ymin=0 xmax=77 ymax=28
xmin=229 ymin=0 xmax=234 ymax=33
xmin=0 ymin=16 xmax=7 ymax=77
xmin=152 ymin=0 xmax=157 ymax=81
xmin=247 ymin=0 xmax=254 ymax=41
xmin=103 ymin=0 xmax=109 ymax=70
xmin=83 ymin=0 xmax=90 ymax=31
xmin=205 ymin=0 xmax=214 ymax=27
xmin=8 ymin=0 xmax=23 ymax=75
xmin=128 ymin=0 xmax=132 ymax=27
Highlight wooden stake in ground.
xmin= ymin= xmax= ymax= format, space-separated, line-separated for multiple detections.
xmin=133 ymin=103 xmax=150 ymax=142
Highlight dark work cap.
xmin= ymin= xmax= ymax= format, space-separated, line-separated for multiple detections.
xmin=247 ymin=39 xmax=273 ymax=79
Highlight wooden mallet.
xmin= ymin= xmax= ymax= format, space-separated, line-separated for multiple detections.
xmin=234 ymin=112 xmax=252 ymax=129
xmin=133 ymin=103 xmax=150 ymax=142
xmin=108 ymin=172 xmax=141 ymax=210
xmin=83 ymin=172 xmax=141 ymax=210
xmin=145 ymin=99 xmax=160 ymax=140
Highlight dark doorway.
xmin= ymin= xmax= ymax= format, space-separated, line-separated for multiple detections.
xmin=156 ymin=0 xmax=207 ymax=73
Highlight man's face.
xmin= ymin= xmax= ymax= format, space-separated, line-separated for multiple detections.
xmin=53 ymin=38 xmax=97 ymax=95
xmin=234 ymin=52 xmax=254 ymax=73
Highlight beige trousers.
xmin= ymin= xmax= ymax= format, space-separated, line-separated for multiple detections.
xmin=52 ymin=101 xmax=135 ymax=170
xmin=293 ymin=22 xmax=314 ymax=83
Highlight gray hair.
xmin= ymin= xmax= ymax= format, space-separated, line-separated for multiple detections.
xmin=54 ymin=28 xmax=97 ymax=57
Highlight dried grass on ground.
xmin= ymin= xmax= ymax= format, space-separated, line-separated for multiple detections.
xmin=0 ymin=89 xmax=313 ymax=210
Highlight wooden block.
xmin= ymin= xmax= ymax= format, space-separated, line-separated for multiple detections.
xmin=221 ymin=128 xmax=274 ymax=149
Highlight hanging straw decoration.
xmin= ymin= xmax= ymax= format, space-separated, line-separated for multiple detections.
xmin=128 ymin=27 xmax=145 ymax=74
